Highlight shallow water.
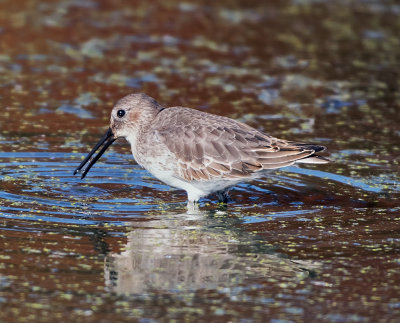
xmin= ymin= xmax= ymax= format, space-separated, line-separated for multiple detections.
xmin=1 ymin=0 xmax=400 ymax=321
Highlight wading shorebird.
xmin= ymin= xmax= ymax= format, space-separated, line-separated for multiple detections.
xmin=74 ymin=93 xmax=329 ymax=205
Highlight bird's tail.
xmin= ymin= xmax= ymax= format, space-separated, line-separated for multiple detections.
xmin=291 ymin=143 xmax=330 ymax=164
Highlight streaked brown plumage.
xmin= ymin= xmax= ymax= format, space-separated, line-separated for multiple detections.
xmin=74 ymin=93 xmax=329 ymax=204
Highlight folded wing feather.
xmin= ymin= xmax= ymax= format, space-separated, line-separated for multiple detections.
xmin=152 ymin=107 xmax=328 ymax=181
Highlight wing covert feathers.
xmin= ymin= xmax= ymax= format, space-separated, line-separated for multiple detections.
xmin=151 ymin=107 xmax=328 ymax=182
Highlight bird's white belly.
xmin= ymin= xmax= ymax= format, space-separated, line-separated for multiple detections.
xmin=137 ymin=154 xmax=240 ymax=201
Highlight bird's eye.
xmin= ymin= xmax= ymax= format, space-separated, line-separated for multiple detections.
xmin=117 ymin=109 xmax=125 ymax=118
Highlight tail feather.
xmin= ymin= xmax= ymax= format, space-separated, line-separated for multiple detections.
xmin=296 ymin=155 xmax=330 ymax=164
xmin=290 ymin=142 xmax=327 ymax=153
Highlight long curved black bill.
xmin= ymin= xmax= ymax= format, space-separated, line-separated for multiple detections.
xmin=73 ymin=127 xmax=116 ymax=179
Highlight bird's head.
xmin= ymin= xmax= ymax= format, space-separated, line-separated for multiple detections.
xmin=73 ymin=93 xmax=164 ymax=179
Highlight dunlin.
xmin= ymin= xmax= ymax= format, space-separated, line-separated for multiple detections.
xmin=74 ymin=93 xmax=329 ymax=204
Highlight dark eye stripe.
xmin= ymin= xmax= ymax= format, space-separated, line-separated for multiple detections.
xmin=117 ymin=109 xmax=125 ymax=118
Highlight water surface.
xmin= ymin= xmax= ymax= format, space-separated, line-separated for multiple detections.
xmin=1 ymin=0 xmax=400 ymax=321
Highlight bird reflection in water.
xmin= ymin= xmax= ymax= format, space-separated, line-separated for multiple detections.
xmin=104 ymin=210 xmax=320 ymax=294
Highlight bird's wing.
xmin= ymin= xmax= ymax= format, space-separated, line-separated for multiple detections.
xmin=151 ymin=107 xmax=326 ymax=181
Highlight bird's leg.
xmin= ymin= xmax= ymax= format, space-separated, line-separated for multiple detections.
xmin=187 ymin=190 xmax=202 ymax=211
xmin=186 ymin=200 xmax=200 ymax=213
xmin=217 ymin=190 xmax=230 ymax=204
